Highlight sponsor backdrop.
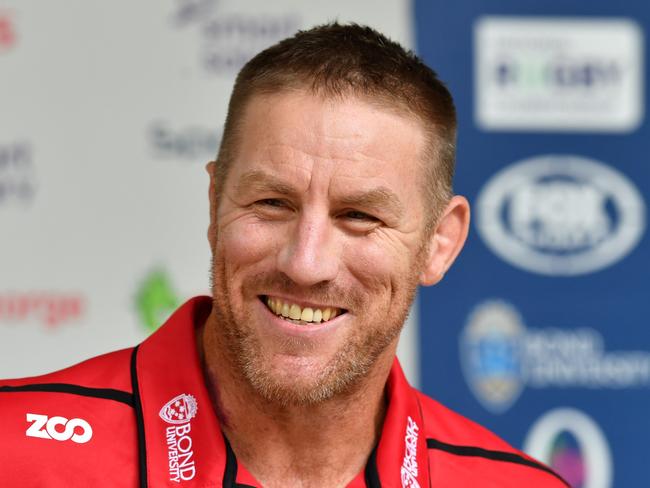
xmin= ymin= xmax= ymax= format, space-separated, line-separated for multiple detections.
xmin=416 ymin=1 xmax=649 ymax=487
xmin=0 ymin=0 xmax=417 ymax=381
xmin=2 ymin=1 xmax=648 ymax=486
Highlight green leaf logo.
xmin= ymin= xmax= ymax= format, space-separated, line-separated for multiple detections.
xmin=135 ymin=268 xmax=180 ymax=332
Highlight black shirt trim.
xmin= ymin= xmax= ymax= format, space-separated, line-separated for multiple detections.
xmin=223 ymin=434 xmax=238 ymax=487
xmin=426 ymin=438 xmax=569 ymax=486
xmin=0 ymin=383 xmax=134 ymax=407
xmin=222 ymin=435 xmax=256 ymax=488
xmin=364 ymin=444 xmax=382 ymax=488
xmin=131 ymin=346 xmax=148 ymax=488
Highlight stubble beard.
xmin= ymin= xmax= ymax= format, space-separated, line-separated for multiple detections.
xmin=209 ymin=250 xmax=420 ymax=408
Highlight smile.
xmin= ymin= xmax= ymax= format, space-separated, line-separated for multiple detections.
xmin=262 ymin=296 xmax=345 ymax=325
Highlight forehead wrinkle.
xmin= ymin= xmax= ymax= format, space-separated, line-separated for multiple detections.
xmin=234 ymin=169 xmax=300 ymax=197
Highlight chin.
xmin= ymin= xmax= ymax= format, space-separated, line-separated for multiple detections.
xmin=242 ymin=347 xmax=375 ymax=407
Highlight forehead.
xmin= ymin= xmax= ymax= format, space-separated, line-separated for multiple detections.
xmin=237 ymin=90 xmax=424 ymax=159
xmin=228 ymin=90 xmax=428 ymax=208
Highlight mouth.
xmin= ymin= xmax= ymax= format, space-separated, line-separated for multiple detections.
xmin=260 ymin=295 xmax=346 ymax=326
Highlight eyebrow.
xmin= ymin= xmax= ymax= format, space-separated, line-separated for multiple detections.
xmin=338 ymin=187 xmax=404 ymax=220
xmin=235 ymin=169 xmax=404 ymax=219
xmin=235 ymin=170 xmax=299 ymax=197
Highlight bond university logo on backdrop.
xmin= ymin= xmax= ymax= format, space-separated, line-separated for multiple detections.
xmin=524 ymin=408 xmax=612 ymax=488
xmin=460 ymin=301 xmax=525 ymax=413
xmin=461 ymin=300 xmax=650 ymax=413
xmin=160 ymin=394 xmax=198 ymax=482
xmin=475 ymin=155 xmax=645 ymax=276
xmin=474 ymin=17 xmax=643 ymax=132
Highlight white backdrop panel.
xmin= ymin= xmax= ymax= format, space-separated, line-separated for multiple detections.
xmin=0 ymin=0 xmax=419 ymax=384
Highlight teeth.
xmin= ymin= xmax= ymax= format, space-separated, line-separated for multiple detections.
xmin=289 ymin=304 xmax=302 ymax=320
xmin=300 ymin=307 xmax=313 ymax=321
xmin=322 ymin=308 xmax=331 ymax=321
xmin=313 ymin=309 xmax=322 ymax=323
xmin=265 ymin=297 xmax=342 ymax=325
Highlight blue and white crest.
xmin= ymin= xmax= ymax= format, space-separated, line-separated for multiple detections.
xmin=475 ymin=155 xmax=646 ymax=276
xmin=460 ymin=301 xmax=526 ymax=413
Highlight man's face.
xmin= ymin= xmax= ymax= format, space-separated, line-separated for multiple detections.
xmin=210 ymin=91 xmax=432 ymax=405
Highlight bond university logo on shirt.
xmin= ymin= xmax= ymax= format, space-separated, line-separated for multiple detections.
xmin=474 ymin=17 xmax=643 ymax=132
xmin=401 ymin=416 xmax=420 ymax=488
xmin=475 ymin=155 xmax=646 ymax=276
xmin=523 ymin=408 xmax=612 ymax=488
xmin=159 ymin=394 xmax=198 ymax=482
xmin=25 ymin=413 xmax=93 ymax=444
xmin=461 ymin=300 xmax=650 ymax=413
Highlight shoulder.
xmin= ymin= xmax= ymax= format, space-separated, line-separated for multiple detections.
xmin=0 ymin=348 xmax=139 ymax=486
xmin=1 ymin=346 xmax=134 ymax=390
xmin=416 ymin=391 xmax=568 ymax=487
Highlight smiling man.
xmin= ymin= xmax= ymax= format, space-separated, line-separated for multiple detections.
xmin=0 ymin=23 xmax=567 ymax=488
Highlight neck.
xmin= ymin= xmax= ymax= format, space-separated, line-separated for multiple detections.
xmin=200 ymin=310 xmax=395 ymax=488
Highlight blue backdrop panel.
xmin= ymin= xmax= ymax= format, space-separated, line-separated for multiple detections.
xmin=415 ymin=2 xmax=650 ymax=487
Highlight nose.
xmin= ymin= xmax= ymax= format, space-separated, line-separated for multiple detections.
xmin=276 ymin=211 xmax=340 ymax=287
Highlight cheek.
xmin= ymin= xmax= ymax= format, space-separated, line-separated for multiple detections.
xmin=342 ymin=236 xmax=414 ymax=296
xmin=217 ymin=218 xmax=282 ymax=271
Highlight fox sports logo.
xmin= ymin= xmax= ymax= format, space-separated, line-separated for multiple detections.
xmin=475 ymin=155 xmax=645 ymax=276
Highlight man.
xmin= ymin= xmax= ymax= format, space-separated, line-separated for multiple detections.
xmin=0 ymin=23 xmax=567 ymax=487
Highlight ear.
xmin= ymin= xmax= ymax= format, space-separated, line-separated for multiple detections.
xmin=419 ymin=195 xmax=470 ymax=286
xmin=206 ymin=161 xmax=217 ymax=249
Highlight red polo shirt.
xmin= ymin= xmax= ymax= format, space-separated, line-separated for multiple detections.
xmin=0 ymin=297 xmax=567 ymax=487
